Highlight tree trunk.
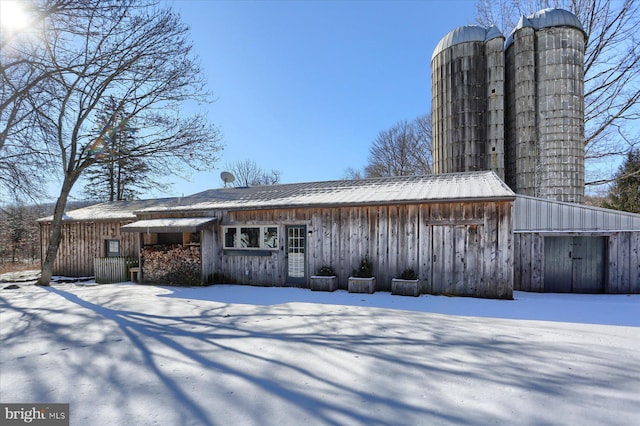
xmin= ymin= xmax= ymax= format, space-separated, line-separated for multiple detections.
xmin=37 ymin=176 xmax=76 ymax=286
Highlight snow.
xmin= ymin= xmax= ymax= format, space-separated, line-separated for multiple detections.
xmin=1 ymin=279 xmax=639 ymax=425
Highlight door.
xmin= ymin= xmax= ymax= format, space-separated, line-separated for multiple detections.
xmin=544 ymin=236 xmax=606 ymax=293
xmin=286 ymin=225 xmax=306 ymax=286
xmin=431 ymin=225 xmax=481 ymax=295
xmin=571 ymin=237 xmax=607 ymax=293
xmin=544 ymin=237 xmax=573 ymax=292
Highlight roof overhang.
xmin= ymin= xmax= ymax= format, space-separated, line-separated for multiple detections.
xmin=121 ymin=217 xmax=217 ymax=233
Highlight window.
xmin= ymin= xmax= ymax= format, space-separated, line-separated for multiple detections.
xmin=264 ymin=227 xmax=278 ymax=248
xmin=240 ymin=227 xmax=260 ymax=248
xmin=224 ymin=226 xmax=279 ymax=250
xmin=105 ymin=239 xmax=121 ymax=257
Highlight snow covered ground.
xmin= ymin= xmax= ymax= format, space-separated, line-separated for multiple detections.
xmin=1 ymin=277 xmax=639 ymax=425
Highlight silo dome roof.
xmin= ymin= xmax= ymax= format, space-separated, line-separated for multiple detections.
xmin=505 ymin=8 xmax=585 ymax=48
xmin=528 ymin=8 xmax=584 ymax=32
xmin=431 ymin=25 xmax=504 ymax=61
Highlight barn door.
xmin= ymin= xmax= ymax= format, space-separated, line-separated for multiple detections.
xmin=431 ymin=225 xmax=481 ymax=295
xmin=544 ymin=237 xmax=573 ymax=292
xmin=285 ymin=225 xmax=306 ymax=286
xmin=544 ymin=236 xmax=606 ymax=293
xmin=571 ymin=237 xmax=606 ymax=293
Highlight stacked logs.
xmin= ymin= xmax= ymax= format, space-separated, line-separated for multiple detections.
xmin=142 ymin=245 xmax=201 ymax=286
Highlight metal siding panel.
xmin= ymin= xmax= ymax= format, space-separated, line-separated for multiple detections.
xmin=514 ymin=196 xmax=640 ymax=232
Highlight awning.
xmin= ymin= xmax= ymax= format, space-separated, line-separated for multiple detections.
xmin=121 ymin=217 xmax=217 ymax=233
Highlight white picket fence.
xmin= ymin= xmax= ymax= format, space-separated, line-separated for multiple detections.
xmin=94 ymin=257 xmax=138 ymax=284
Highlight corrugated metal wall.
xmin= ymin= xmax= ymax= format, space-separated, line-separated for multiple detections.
xmin=514 ymin=196 xmax=640 ymax=232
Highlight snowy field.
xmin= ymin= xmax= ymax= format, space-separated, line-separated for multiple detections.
xmin=1 ymin=275 xmax=639 ymax=425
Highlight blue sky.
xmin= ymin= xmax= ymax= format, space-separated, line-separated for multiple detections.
xmin=151 ymin=0 xmax=478 ymax=197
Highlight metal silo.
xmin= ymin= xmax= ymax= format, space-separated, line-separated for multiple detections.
xmin=505 ymin=8 xmax=586 ymax=203
xmin=431 ymin=25 xmax=505 ymax=178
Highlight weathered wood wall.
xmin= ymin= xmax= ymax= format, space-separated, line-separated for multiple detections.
xmin=608 ymin=232 xmax=640 ymax=293
xmin=40 ymin=220 xmax=138 ymax=276
xmin=514 ymin=231 xmax=640 ymax=293
xmin=513 ymin=233 xmax=544 ymax=292
xmin=201 ymin=201 xmax=513 ymax=299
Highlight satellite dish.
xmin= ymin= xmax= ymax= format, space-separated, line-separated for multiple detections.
xmin=220 ymin=171 xmax=235 ymax=188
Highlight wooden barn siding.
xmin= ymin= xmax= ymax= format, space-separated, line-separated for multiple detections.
xmin=514 ymin=231 xmax=640 ymax=293
xmin=607 ymin=232 xmax=640 ymax=293
xmin=513 ymin=233 xmax=545 ymax=292
xmin=202 ymin=201 xmax=512 ymax=298
xmin=40 ymin=220 xmax=138 ymax=277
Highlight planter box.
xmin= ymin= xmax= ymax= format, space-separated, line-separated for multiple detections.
xmin=310 ymin=275 xmax=338 ymax=292
xmin=391 ymin=278 xmax=420 ymax=297
xmin=348 ymin=277 xmax=376 ymax=294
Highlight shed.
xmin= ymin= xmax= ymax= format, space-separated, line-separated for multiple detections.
xmin=41 ymin=171 xmax=516 ymax=299
xmin=38 ymin=198 xmax=178 ymax=277
xmin=514 ymin=195 xmax=640 ymax=293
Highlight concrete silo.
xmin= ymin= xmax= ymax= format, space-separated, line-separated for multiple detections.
xmin=431 ymin=25 xmax=505 ymax=178
xmin=505 ymin=8 xmax=586 ymax=203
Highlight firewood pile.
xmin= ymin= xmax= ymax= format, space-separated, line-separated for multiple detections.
xmin=142 ymin=245 xmax=201 ymax=286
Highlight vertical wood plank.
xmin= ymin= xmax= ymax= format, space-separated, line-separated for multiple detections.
xmin=419 ymin=205 xmax=432 ymax=294
xmin=631 ymin=233 xmax=640 ymax=293
xmin=607 ymin=234 xmax=619 ymax=293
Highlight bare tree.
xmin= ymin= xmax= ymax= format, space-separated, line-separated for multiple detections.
xmin=475 ymin=0 xmax=640 ymax=185
xmin=364 ymin=114 xmax=432 ymax=178
xmin=1 ymin=0 xmax=223 ymax=285
xmin=342 ymin=167 xmax=364 ymax=180
xmin=226 ymin=159 xmax=281 ymax=187
xmin=414 ymin=113 xmax=433 ymax=174
xmin=1 ymin=0 xmax=103 ymax=200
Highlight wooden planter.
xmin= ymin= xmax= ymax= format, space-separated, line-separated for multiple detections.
xmin=391 ymin=278 xmax=420 ymax=297
xmin=348 ymin=277 xmax=376 ymax=294
xmin=310 ymin=275 xmax=338 ymax=292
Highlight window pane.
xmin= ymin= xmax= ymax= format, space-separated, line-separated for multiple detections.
xmin=224 ymin=228 xmax=237 ymax=248
xmin=109 ymin=240 xmax=120 ymax=253
xmin=264 ymin=227 xmax=278 ymax=248
xmin=105 ymin=239 xmax=121 ymax=257
xmin=240 ymin=227 xmax=260 ymax=248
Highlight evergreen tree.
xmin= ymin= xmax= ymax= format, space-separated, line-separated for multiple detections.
xmin=602 ymin=149 xmax=640 ymax=213
xmin=83 ymin=97 xmax=163 ymax=201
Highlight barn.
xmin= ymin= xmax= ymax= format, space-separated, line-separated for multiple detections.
xmin=514 ymin=196 xmax=640 ymax=293
xmin=40 ymin=171 xmax=515 ymax=299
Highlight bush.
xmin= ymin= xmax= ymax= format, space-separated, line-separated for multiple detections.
xmin=353 ymin=257 xmax=373 ymax=278
xmin=316 ymin=265 xmax=335 ymax=276
xmin=399 ymin=268 xmax=417 ymax=280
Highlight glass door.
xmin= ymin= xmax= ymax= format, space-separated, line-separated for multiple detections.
xmin=286 ymin=225 xmax=306 ymax=286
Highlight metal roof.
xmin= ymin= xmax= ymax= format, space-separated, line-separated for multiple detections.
xmin=41 ymin=172 xmax=514 ymax=222
xmin=121 ymin=217 xmax=216 ymax=233
xmin=527 ymin=8 xmax=584 ymax=32
xmin=143 ymin=171 xmax=515 ymax=214
xmin=37 ymin=197 xmax=179 ymax=222
xmin=431 ymin=25 xmax=504 ymax=61
xmin=514 ymin=195 xmax=640 ymax=232
xmin=506 ymin=8 xmax=585 ymax=48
